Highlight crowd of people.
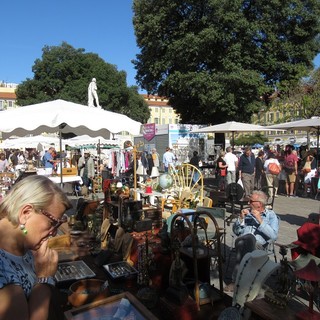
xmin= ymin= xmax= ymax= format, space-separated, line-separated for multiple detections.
xmin=215 ymin=144 xmax=318 ymax=199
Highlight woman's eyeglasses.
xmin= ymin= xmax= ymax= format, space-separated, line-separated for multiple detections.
xmin=40 ymin=210 xmax=68 ymax=229
xmin=249 ymin=200 xmax=260 ymax=204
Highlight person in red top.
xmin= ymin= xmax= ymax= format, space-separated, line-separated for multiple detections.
xmin=283 ymin=145 xmax=298 ymax=197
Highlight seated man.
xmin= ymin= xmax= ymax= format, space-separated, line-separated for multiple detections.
xmin=225 ymin=190 xmax=279 ymax=292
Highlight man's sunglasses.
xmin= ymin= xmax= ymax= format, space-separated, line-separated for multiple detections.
xmin=249 ymin=200 xmax=260 ymax=204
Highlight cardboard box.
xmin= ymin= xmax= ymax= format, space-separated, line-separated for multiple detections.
xmin=62 ymin=167 xmax=77 ymax=175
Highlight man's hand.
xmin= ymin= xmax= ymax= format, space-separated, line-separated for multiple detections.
xmin=240 ymin=208 xmax=249 ymax=219
xmin=251 ymin=209 xmax=263 ymax=224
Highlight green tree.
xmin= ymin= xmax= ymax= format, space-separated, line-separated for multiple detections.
xmin=270 ymin=67 xmax=320 ymax=122
xmin=234 ymin=133 xmax=268 ymax=146
xmin=133 ymin=0 xmax=320 ymax=124
xmin=16 ymin=42 xmax=150 ymax=123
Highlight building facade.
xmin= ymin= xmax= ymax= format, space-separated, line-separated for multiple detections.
xmin=142 ymin=94 xmax=180 ymax=125
xmin=0 ymin=82 xmax=18 ymax=111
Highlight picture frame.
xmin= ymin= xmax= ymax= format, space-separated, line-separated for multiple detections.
xmin=64 ymin=291 xmax=158 ymax=320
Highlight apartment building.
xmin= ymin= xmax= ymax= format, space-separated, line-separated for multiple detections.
xmin=0 ymin=82 xmax=18 ymax=110
xmin=142 ymin=94 xmax=180 ymax=125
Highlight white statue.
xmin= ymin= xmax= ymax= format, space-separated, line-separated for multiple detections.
xmin=88 ymin=78 xmax=101 ymax=108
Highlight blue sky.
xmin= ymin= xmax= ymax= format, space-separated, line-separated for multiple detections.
xmin=1 ymin=1 xmax=139 ymax=87
xmin=1 ymin=0 xmax=319 ymax=92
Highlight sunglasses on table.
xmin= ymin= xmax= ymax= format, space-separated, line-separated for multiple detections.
xmin=40 ymin=210 xmax=68 ymax=229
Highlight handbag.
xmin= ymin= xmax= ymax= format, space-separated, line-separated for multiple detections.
xmin=220 ymin=168 xmax=227 ymax=177
xmin=268 ymin=162 xmax=281 ymax=175
xmin=237 ymin=178 xmax=243 ymax=188
xmin=302 ymin=161 xmax=311 ymax=173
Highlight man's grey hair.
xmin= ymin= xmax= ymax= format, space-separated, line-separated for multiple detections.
xmin=251 ymin=190 xmax=268 ymax=206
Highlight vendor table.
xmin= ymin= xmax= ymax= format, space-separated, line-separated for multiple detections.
xmin=48 ymin=175 xmax=83 ymax=194
xmin=48 ymin=175 xmax=83 ymax=184
xmin=245 ymin=298 xmax=303 ymax=320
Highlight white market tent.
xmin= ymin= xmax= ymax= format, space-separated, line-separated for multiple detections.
xmin=191 ymin=121 xmax=277 ymax=148
xmin=0 ymin=135 xmax=61 ymax=150
xmin=0 ymin=99 xmax=141 ymax=138
xmin=0 ymin=99 xmax=141 ymax=184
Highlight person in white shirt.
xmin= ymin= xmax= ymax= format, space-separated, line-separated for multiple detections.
xmin=224 ymin=147 xmax=238 ymax=185
xmin=264 ymin=152 xmax=281 ymax=199
xmin=162 ymin=147 xmax=176 ymax=173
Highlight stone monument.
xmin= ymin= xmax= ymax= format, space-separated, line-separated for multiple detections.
xmin=88 ymin=78 xmax=101 ymax=108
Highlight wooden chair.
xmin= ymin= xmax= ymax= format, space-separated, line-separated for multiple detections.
xmin=202 ymin=196 xmax=213 ymax=208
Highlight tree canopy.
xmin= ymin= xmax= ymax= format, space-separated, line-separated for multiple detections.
xmin=132 ymin=0 xmax=320 ymax=124
xmin=16 ymin=42 xmax=150 ymax=123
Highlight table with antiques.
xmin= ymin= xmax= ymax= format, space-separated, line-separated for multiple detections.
xmin=244 ymin=298 xmax=304 ymax=320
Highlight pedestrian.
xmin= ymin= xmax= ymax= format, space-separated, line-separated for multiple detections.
xmin=0 ymin=152 xmax=10 ymax=172
xmin=189 ymin=151 xmax=201 ymax=184
xmin=163 ymin=147 xmax=176 ymax=173
xmin=216 ymin=151 xmax=228 ymax=191
xmin=42 ymin=147 xmax=55 ymax=172
xmin=78 ymin=151 xmax=95 ymax=188
xmin=224 ymin=147 xmax=238 ymax=185
xmin=151 ymin=148 xmax=160 ymax=168
xmin=254 ymin=150 xmax=265 ymax=190
xmin=238 ymin=146 xmax=255 ymax=197
xmin=264 ymin=152 xmax=281 ymax=199
xmin=283 ymin=145 xmax=298 ymax=197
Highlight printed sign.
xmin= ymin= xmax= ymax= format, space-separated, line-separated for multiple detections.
xmin=142 ymin=123 xmax=156 ymax=141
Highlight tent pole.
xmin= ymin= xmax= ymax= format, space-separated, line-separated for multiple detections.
xmin=59 ymin=129 xmax=63 ymax=188
xmin=317 ymin=127 xmax=319 ymax=170
xmin=232 ymin=131 xmax=235 ymax=151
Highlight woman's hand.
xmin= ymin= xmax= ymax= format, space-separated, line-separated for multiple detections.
xmin=32 ymin=239 xmax=58 ymax=278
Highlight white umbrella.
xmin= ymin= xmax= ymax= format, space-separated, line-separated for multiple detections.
xmin=267 ymin=116 xmax=320 ymax=166
xmin=0 ymin=99 xmax=141 ymax=184
xmin=65 ymin=135 xmax=118 ymax=148
xmin=0 ymin=135 xmax=61 ymax=150
xmin=191 ymin=121 xmax=277 ymax=148
xmin=0 ymin=99 xmax=141 ymax=138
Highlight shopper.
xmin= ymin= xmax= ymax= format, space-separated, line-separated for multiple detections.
xmin=163 ymin=147 xmax=176 ymax=173
xmin=224 ymin=147 xmax=238 ymax=185
xmin=238 ymin=147 xmax=255 ymax=197
xmin=78 ymin=151 xmax=95 ymax=188
xmin=0 ymin=175 xmax=71 ymax=319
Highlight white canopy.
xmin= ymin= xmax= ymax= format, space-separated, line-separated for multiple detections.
xmin=191 ymin=121 xmax=275 ymax=134
xmin=0 ymin=99 xmax=141 ymax=139
xmin=0 ymin=135 xmax=61 ymax=150
xmin=266 ymin=117 xmax=320 ymax=133
xmin=191 ymin=121 xmax=276 ymax=147
xmin=0 ymin=99 xmax=141 ymax=185
xmin=267 ymin=116 xmax=320 ymax=166
xmin=64 ymin=135 xmax=119 ymax=147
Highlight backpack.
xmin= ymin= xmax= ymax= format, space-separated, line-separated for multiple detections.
xmin=284 ymin=155 xmax=295 ymax=172
xmin=268 ymin=162 xmax=280 ymax=175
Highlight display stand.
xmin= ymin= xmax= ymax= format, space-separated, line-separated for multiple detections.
xmin=170 ymin=211 xmax=224 ymax=310
xmin=132 ymin=141 xmax=144 ymax=201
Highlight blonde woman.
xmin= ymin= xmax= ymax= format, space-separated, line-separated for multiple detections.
xmin=0 ymin=175 xmax=71 ymax=319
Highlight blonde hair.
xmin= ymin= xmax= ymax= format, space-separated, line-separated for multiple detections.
xmin=0 ymin=175 xmax=72 ymax=226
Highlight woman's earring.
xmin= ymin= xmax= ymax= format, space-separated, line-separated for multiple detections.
xmin=20 ymin=224 xmax=28 ymax=235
